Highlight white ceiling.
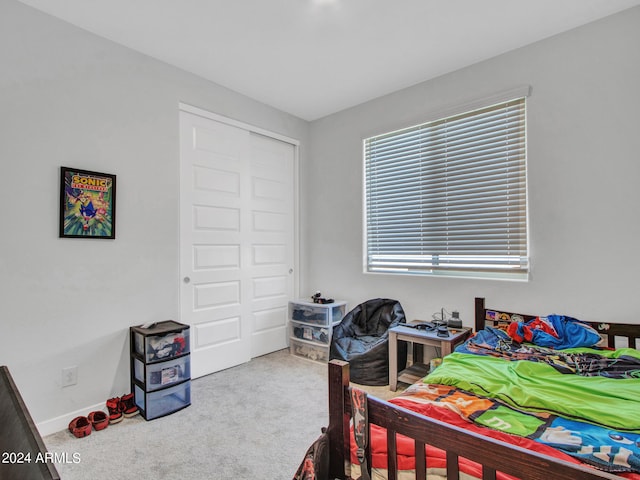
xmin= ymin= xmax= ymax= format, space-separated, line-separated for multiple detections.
xmin=17 ymin=0 xmax=640 ymax=121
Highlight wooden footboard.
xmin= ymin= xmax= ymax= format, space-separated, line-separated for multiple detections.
xmin=327 ymin=360 xmax=625 ymax=480
xmin=0 ymin=366 xmax=60 ymax=480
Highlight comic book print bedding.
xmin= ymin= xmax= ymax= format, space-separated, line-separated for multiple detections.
xmin=350 ymin=316 xmax=640 ymax=479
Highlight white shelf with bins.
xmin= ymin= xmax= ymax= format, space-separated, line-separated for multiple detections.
xmin=289 ymin=300 xmax=347 ymax=363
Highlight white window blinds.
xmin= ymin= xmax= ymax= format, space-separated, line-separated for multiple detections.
xmin=364 ymin=96 xmax=528 ymax=280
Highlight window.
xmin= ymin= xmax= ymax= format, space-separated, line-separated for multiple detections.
xmin=364 ymin=93 xmax=529 ymax=280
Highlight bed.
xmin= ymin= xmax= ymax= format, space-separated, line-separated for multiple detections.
xmin=326 ymin=297 xmax=640 ymax=480
xmin=0 ymin=366 xmax=60 ymax=480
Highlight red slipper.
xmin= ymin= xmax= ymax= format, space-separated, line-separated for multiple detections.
xmin=88 ymin=411 xmax=109 ymax=431
xmin=68 ymin=416 xmax=91 ymax=438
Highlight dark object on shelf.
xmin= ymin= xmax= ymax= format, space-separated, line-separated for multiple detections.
xmin=437 ymin=325 xmax=450 ymax=337
xmin=447 ymin=310 xmax=463 ymax=328
xmin=330 ymin=298 xmax=407 ymax=386
xmin=311 ymin=291 xmax=334 ymax=304
xmin=407 ymin=321 xmax=436 ymax=331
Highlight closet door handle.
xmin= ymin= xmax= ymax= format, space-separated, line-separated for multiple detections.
xmin=183 ymin=277 xmax=191 ymax=284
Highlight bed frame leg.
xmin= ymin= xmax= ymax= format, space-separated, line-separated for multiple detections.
xmin=328 ymin=360 xmax=350 ymax=479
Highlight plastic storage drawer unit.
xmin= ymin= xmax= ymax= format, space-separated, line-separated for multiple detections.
xmin=289 ymin=302 xmax=346 ymax=326
xmin=290 ymin=338 xmax=330 ymax=363
xmin=288 ymin=300 xmax=346 ymax=363
xmin=133 ymin=354 xmax=191 ymax=392
xmin=130 ymin=320 xmax=191 ymax=420
xmin=132 ymin=321 xmax=190 ymax=363
xmin=291 ymin=323 xmax=331 ymax=344
xmin=134 ymin=381 xmax=191 ymax=420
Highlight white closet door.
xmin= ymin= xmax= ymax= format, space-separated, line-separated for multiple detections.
xmin=179 ymin=110 xmax=296 ymax=378
xmin=248 ymin=132 xmax=296 ymax=358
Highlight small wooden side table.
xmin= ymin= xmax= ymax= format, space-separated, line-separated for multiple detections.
xmin=389 ymin=322 xmax=471 ymax=391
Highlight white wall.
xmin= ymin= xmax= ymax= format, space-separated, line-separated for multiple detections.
xmin=304 ymin=7 xmax=640 ymax=326
xmin=0 ymin=0 xmax=308 ymax=433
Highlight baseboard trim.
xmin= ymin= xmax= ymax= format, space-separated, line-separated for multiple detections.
xmin=37 ymin=401 xmax=106 ymax=437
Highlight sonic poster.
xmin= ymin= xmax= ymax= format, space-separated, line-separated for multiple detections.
xmin=59 ymin=167 xmax=116 ymax=239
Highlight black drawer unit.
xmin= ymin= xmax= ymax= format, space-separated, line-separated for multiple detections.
xmin=130 ymin=321 xmax=191 ymax=420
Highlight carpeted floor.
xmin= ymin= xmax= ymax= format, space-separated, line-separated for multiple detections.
xmin=44 ymin=349 xmax=401 ymax=480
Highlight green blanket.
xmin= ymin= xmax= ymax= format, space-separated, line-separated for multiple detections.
xmin=424 ymin=351 xmax=640 ymax=432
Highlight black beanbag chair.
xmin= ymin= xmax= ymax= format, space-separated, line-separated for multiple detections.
xmin=330 ymin=298 xmax=407 ymax=386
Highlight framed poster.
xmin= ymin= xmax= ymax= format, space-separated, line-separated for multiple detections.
xmin=59 ymin=166 xmax=116 ymax=239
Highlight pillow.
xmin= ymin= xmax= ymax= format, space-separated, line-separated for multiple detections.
xmin=508 ymin=315 xmax=601 ymax=349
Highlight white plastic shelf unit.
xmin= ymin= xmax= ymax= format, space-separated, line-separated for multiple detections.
xmin=289 ymin=300 xmax=347 ymax=363
xmin=130 ymin=320 xmax=191 ymax=420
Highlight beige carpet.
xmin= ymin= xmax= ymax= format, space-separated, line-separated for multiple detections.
xmin=45 ymin=349 xmax=404 ymax=480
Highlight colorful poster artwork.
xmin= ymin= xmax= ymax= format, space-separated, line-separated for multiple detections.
xmin=59 ymin=167 xmax=116 ymax=239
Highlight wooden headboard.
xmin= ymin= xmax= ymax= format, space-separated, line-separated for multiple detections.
xmin=474 ymin=297 xmax=640 ymax=349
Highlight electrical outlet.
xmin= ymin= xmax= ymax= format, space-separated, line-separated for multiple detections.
xmin=62 ymin=366 xmax=78 ymax=387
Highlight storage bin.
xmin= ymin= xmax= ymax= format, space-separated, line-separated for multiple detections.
xmin=134 ymin=380 xmax=191 ymax=420
xmin=288 ymin=300 xmax=346 ymax=363
xmin=133 ymin=355 xmax=191 ymax=392
xmin=132 ymin=321 xmax=190 ymax=363
xmin=288 ymin=301 xmax=346 ymax=326
xmin=130 ymin=320 xmax=191 ymax=421
xmin=290 ymin=338 xmax=329 ymax=363
xmin=290 ymin=322 xmax=331 ymax=345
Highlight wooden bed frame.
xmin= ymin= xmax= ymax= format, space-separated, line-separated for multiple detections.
xmin=326 ymin=297 xmax=640 ymax=480
xmin=0 ymin=366 xmax=60 ymax=480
